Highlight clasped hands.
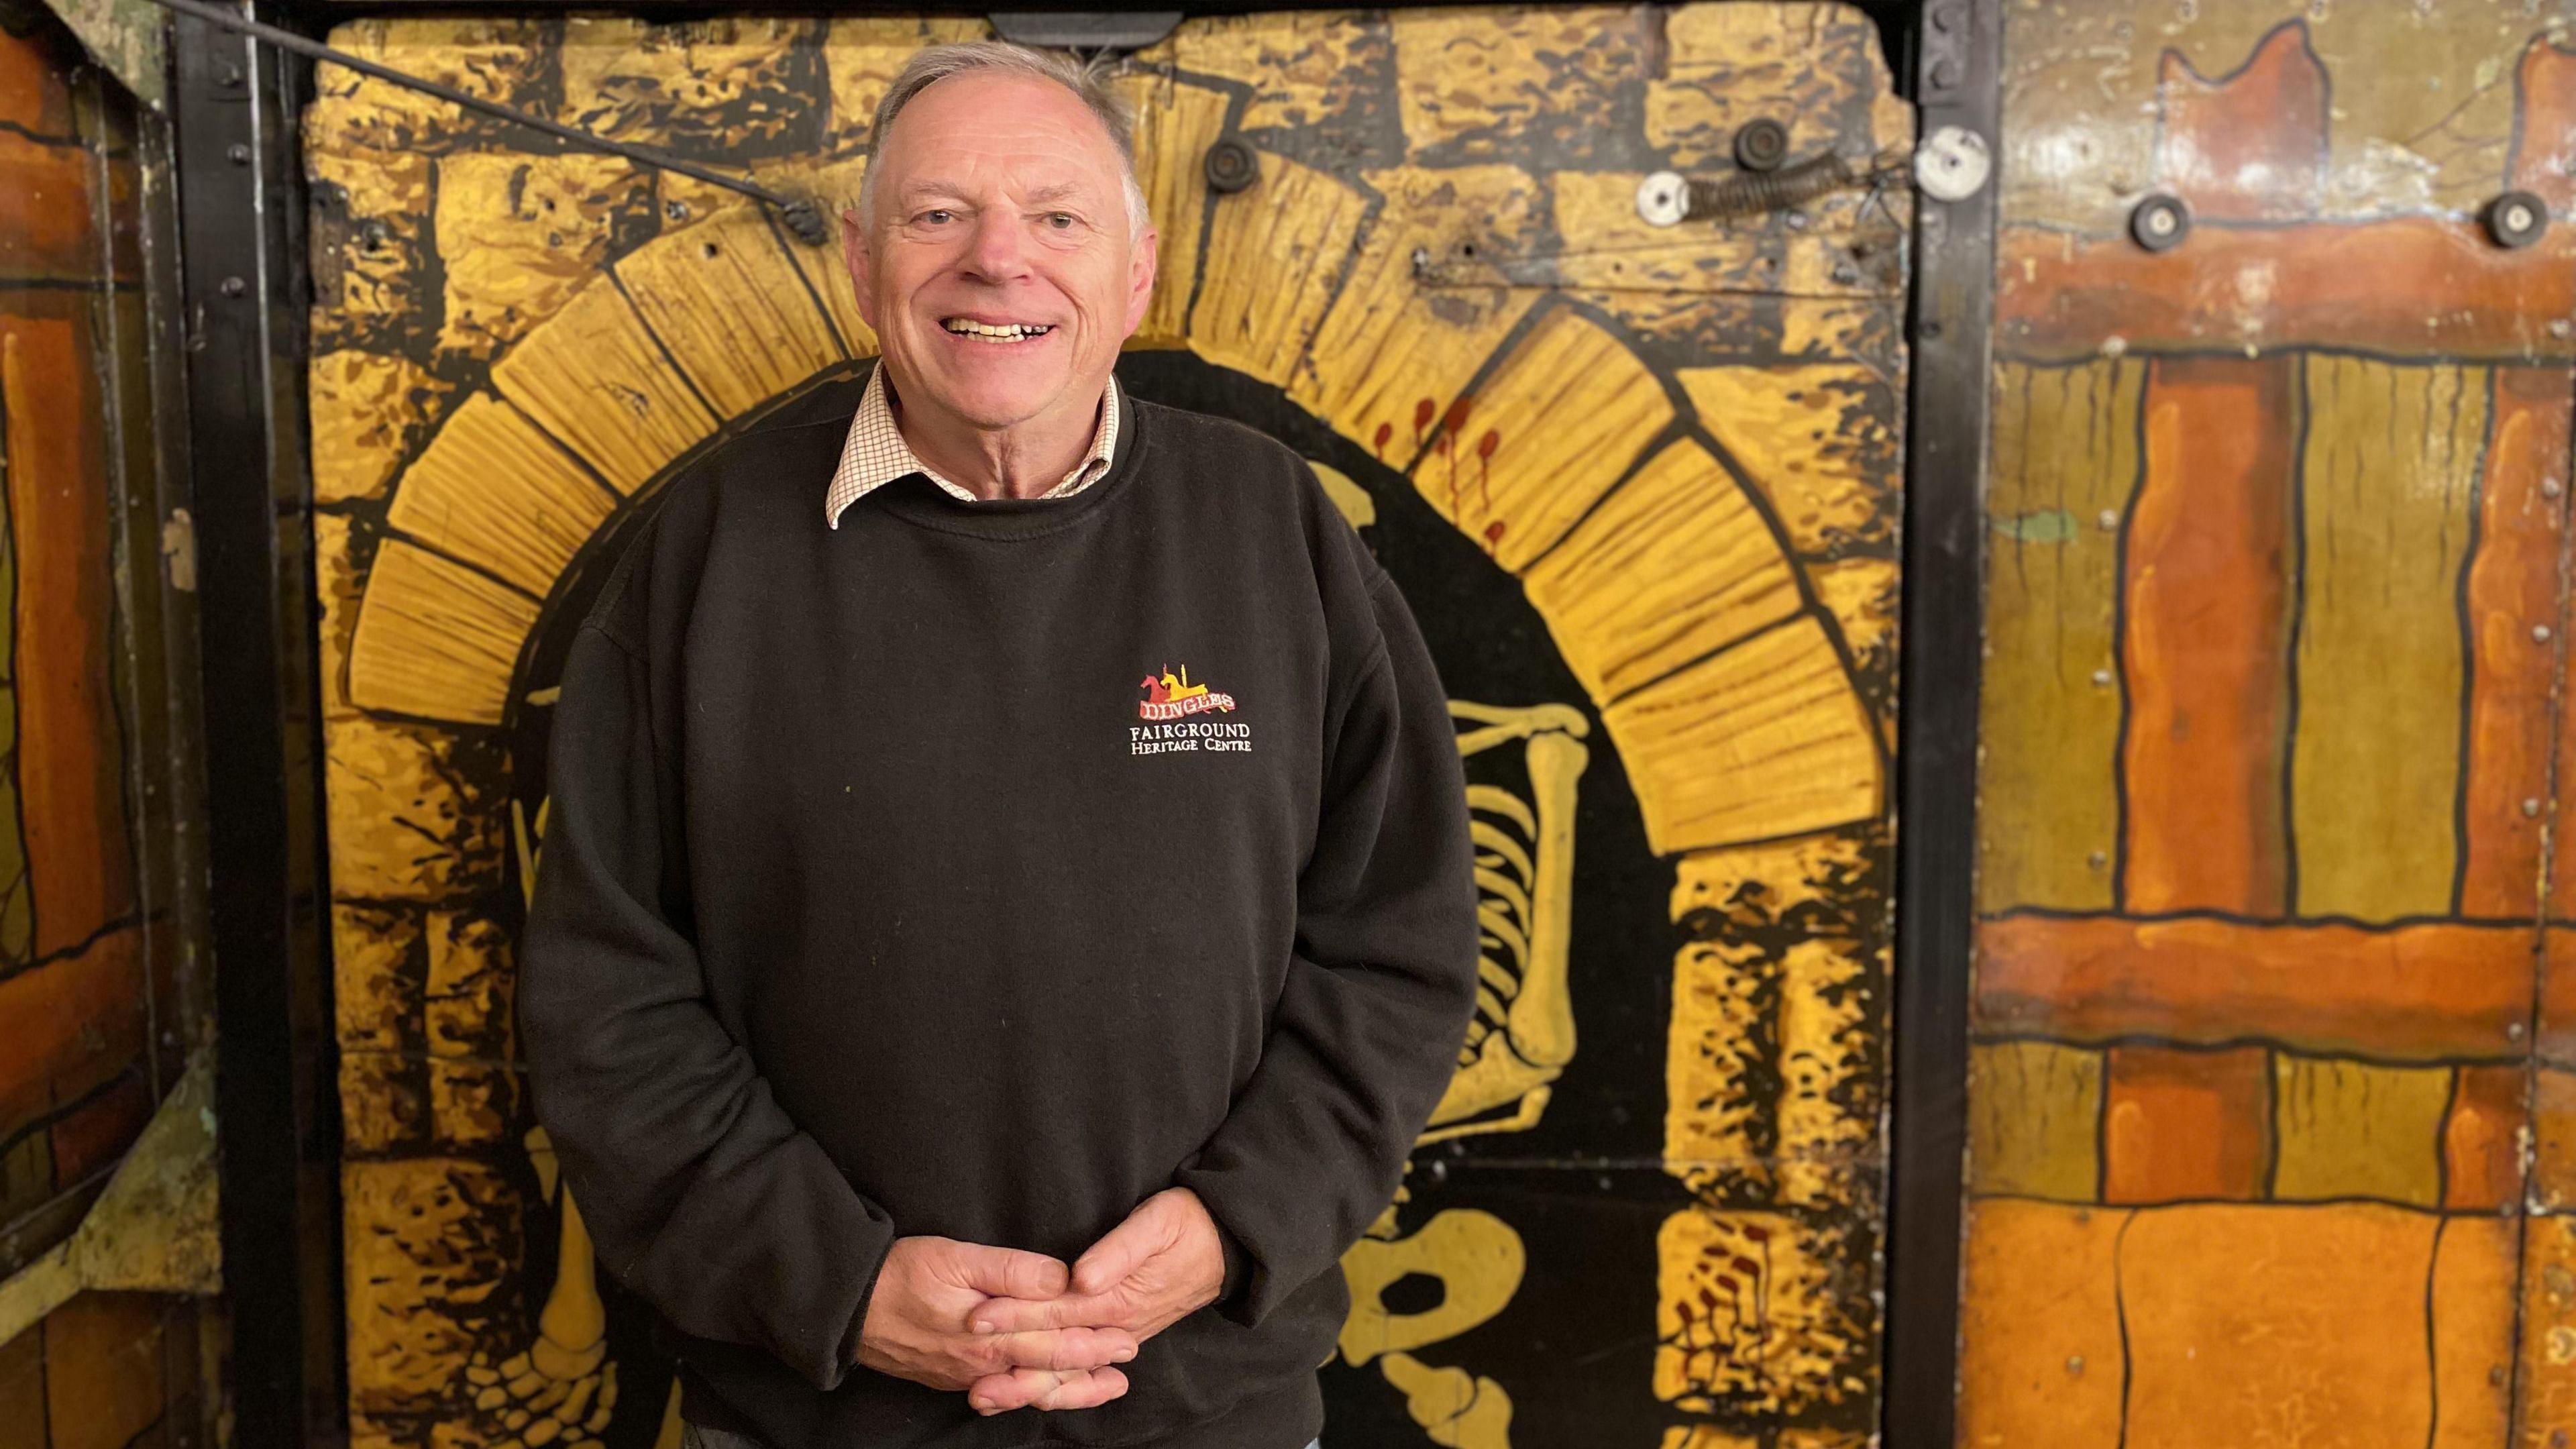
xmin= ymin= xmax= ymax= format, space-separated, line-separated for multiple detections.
xmin=853 ymin=1186 xmax=1226 ymax=1416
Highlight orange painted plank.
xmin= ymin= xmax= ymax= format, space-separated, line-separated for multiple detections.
xmin=0 ymin=926 xmax=141 ymax=1128
xmin=0 ymin=34 xmax=74 ymax=140
xmin=2102 ymin=1044 xmax=2269 ymax=1203
xmin=2153 ymin=21 xmax=2327 ymax=222
xmin=0 ymin=130 xmax=103 ymax=285
xmin=5 ymin=318 xmax=133 ymax=955
xmin=2446 ymin=1063 xmax=2526 ymax=1211
xmin=2511 ymin=36 xmax=2576 ymax=210
xmin=1996 ymin=220 xmax=2576 ymax=362
xmin=2463 ymin=366 xmax=2573 ymax=917
xmin=2121 ymin=356 xmax=2295 ymax=915
xmin=1974 ymin=914 xmax=2530 ymax=1061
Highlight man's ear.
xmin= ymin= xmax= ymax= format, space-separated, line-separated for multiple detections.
xmin=842 ymin=203 xmax=877 ymax=333
xmin=1122 ymin=225 xmax=1159 ymax=338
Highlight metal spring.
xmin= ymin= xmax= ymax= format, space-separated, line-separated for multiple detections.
xmin=1686 ymin=147 xmax=1910 ymax=220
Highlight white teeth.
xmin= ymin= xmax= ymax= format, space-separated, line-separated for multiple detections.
xmin=943 ymin=318 xmax=1051 ymax=340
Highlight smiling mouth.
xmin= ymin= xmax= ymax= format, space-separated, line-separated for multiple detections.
xmin=942 ymin=317 xmax=1055 ymax=343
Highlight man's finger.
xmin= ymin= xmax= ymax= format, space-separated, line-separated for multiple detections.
xmin=968 ymin=1289 xmax=1126 ymax=1336
xmin=967 ymin=1366 xmax=1130 ymax=1415
xmin=950 ymin=1243 xmax=1069 ymax=1301
xmin=1035 ymin=1365 xmax=1129 ymax=1411
xmin=992 ymin=1326 xmax=1137 ymax=1373
xmin=1070 ymin=1214 xmax=1159 ymax=1297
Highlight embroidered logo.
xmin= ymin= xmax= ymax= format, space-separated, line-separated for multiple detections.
xmin=1132 ymin=663 xmax=1251 ymax=755
xmin=1137 ymin=664 xmax=1236 ymax=720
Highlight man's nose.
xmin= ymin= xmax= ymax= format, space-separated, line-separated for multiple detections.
xmin=959 ymin=210 xmax=1032 ymax=281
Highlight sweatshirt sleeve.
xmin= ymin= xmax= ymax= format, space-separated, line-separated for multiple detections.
xmin=519 ymin=618 xmax=898 ymax=1393
xmin=1175 ymin=570 xmax=1482 ymax=1326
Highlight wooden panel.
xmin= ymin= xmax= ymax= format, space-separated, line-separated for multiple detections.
xmin=487 ymin=278 xmax=717 ymax=496
xmin=1980 ymin=359 xmax=2141 ymax=912
xmin=1187 ymin=152 xmax=1371 ymax=390
xmin=2291 ymin=356 xmax=2485 ymax=921
xmin=2269 ymin=1055 xmax=2449 ymax=1207
xmin=1601 ymin=614 xmax=1880 ymax=855
xmin=1955 ymin=1200 xmax=2127 ymax=1449
xmin=2460 ymin=366 xmax=2573 ymax=917
xmin=1111 ymin=72 xmax=1229 ymax=349
xmin=2121 ymin=1204 xmax=2439 ymax=1448
xmin=2102 ymin=1045 xmax=2268 ymax=1204
xmin=384 ymin=393 xmax=616 ymax=598
xmin=2122 ymin=355 xmax=2296 ymax=916
xmin=1521 ymin=438 xmax=1802 ymax=702
xmin=1966 ymin=1040 xmax=2102 ymax=1201
xmin=3 ymin=319 xmax=132 ymax=953
xmin=345 ymin=540 xmax=542 ymax=727
xmin=1974 ymin=915 xmax=2530 ymax=1061
xmin=2445 ymin=1063 xmax=2526 ymax=1212
xmin=614 ymin=206 xmax=845 ymax=417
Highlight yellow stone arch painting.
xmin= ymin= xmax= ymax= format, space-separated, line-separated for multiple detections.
xmin=303 ymin=9 xmax=1907 ymax=1446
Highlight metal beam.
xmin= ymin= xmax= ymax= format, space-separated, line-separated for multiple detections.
xmin=172 ymin=13 xmax=347 ymax=1446
xmin=1882 ymin=0 xmax=2000 ymax=1444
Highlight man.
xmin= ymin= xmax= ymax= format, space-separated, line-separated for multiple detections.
xmin=519 ymin=39 xmax=1482 ymax=1449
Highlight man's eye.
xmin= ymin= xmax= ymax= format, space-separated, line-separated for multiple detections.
xmin=1046 ymin=213 xmax=1077 ymax=229
xmin=921 ymin=209 xmax=954 ymax=225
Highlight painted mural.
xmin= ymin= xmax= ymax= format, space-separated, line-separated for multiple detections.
xmin=1963 ymin=5 xmax=2576 ymax=1446
xmin=301 ymin=9 xmax=1907 ymax=1446
xmin=0 ymin=21 xmax=218 ymax=1449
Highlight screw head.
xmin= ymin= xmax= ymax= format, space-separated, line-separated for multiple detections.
xmin=2538 ymin=625 xmax=2555 ymax=643
xmin=1202 ymin=138 xmax=1259 ymax=195
xmin=226 ymin=142 xmax=250 ymax=165
xmin=2129 ymin=194 xmax=2192 ymax=253
xmin=218 ymin=275 xmax=246 ymax=297
xmin=2485 ymin=189 xmax=2550 ymax=249
xmin=1733 ymin=118 xmax=1790 ymax=172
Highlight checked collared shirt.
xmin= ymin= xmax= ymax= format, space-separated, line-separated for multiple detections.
xmin=822 ymin=362 xmax=1120 ymax=527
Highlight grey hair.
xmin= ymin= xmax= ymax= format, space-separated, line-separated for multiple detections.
xmin=854 ymin=40 xmax=1152 ymax=240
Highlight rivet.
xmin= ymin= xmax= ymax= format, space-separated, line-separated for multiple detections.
xmin=2067 ymin=1355 xmax=2085 ymax=1375
xmin=2512 ymin=1021 xmax=2529 ymax=1041
xmin=2098 ymin=509 xmax=2119 ymax=530
xmin=2548 ymin=478 xmax=2567 ymax=499
xmin=2129 ymin=194 xmax=2191 ymax=252
xmin=2091 ymin=667 xmax=2113 ymax=686
xmin=2538 ymin=625 xmax=2555 ymax=643
xmin=226 ymin=142 xmax=250 ymax=165
xmin=2553 ymin=319 xmax=2573 ymax=339
xmin=218 ymin=276 xmax=246 ymax=297
xmin=2527 ymin=798 xmax=2544 ymax=818
xmin=2088 ymin=851 xmax=2108 ymax=869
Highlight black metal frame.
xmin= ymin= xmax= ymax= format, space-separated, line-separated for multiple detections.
xmin=1882 ymin=1 xmax=1997 ymax=1445
xmin=173 ymin=13 xmax=346 ymax=1448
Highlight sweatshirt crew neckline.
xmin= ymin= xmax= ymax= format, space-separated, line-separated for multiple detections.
xmin=860 ymin=366 xmax=1152 ymax=542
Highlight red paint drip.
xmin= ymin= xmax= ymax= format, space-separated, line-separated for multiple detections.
xmin=1371 ymin=421 xmax=1393 ymax=458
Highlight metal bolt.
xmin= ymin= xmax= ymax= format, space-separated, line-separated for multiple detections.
xmin=2527 ymin=798 xmax=2544 ymax=818
xmin=2087 ymin=851 xmax=2108 ymax=869
xmin=218 ymin=276 xmax=246 ymax=297
xmin=226 ymin=143 xmax=249 ymax=165
xmin=2539 ymin=625 xmax=2555 ymax=643
xmin=2512 ymin=1021 xmax=2529 ymax=1041
xmin=1922 ymin=318 xmax=1944 ymax=339
xmin=2067 ymin=1355 xmax=2085 ymax=1375
xmin=1930 ymin=54 xmax=1962 ymax=89
xmin=2091 ymin=667 xmax=2113 ymax=686
xmin=1931 ymin=0 xmax=1965 ymax=30
xmin=218 ymin=62 xmax=244 ymax=89
xmin=2548 ymin=478 xmax=2566 ymax=499
xmin=2098 ymin=509 xmax=2120 ymax=530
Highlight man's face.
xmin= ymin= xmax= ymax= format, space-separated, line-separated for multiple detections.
xmin=847 ymin=70 xmax=1157 ymax=432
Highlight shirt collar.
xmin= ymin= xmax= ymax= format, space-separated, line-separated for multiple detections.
xmin=824 ymin=363 xmax=1120 ymax=529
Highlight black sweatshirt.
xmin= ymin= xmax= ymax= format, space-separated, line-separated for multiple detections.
xmin=518 ymin=368 xmax=1481 ymax=1449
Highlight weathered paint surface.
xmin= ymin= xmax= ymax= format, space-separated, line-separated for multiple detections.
xmin=303 ymin=10 xmax=1909 ymax=1448
xmin=1965 ymin=5 xmax=2576 ymax=1445
xmin=0 ymin=22 xmax=218 ymax=1449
